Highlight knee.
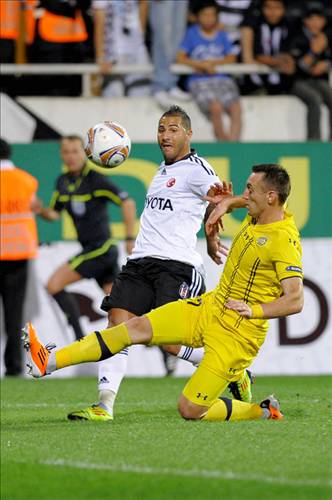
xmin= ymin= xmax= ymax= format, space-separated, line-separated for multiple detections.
xmin=178 ymin=394 xmax=204 ymax=420
xmin=126 ymin=315 xmax=152 ymax=344
xmin=209 ymin=101 xmax=222 ymax=116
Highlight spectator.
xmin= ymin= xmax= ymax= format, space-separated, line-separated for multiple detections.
xmin=0 ymin=0 xmax=21 ymax=63
xmin=0 ymin=0 xmax=35 ymax=95
xmin=93 ymin=0 xmax=151 ymax=97
xmin=29 ymin=0 xmax=91 ymax=95
xmin=150 ymin=0 xmax=191 ymax=108
xmin=177 ymin=0 xmax=241 ymax=141
xmin=240 ymin=0 xmax=294 ymax=95
xmin=289 ymin=6 xmax=332 ymax=140
xmin=0 ymin=138 xmax=39 ymax=376
xmin=216 ymin=0 xmax=254 ymax=58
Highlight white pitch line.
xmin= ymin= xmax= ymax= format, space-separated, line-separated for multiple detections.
xmin=1 ymin=402 xmax=169 ymax=408
xmin=1 ymin=400 xmax=323 ymax=410
xmin=38 ymin=459 xmax=331 ymax=488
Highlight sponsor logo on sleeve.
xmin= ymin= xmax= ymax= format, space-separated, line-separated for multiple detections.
xmin=285 ymin=266 xmax=303 ymax=273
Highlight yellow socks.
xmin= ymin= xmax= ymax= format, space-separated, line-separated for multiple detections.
xmin=202 ymin=397 xmax=264 ymax=421
xmin=55 ymin=323 xmax=132 ymax=370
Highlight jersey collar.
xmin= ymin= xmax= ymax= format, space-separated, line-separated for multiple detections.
xmin=163 ymin=149 xmax=197 ymax=166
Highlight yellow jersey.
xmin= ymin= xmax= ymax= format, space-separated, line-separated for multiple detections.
xmin=211 ymin=211 xmax=303 ymax=350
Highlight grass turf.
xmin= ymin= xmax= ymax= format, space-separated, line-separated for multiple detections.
xmin=1 ymin=375 xmax=331 ymax=499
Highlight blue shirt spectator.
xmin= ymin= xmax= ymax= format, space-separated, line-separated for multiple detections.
xmin=180 ymin=24 xmax=234 ymax=85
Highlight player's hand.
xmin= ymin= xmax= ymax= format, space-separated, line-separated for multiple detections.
xmin=204 ymin=181 xmax=233 ymax=204
xmin=31 ymin=197 xmax=43 ymax=214
xmin=225 ymin=299 xmax=252 ymax=318
xmin=206 ymin=235 xmax=229 ymax=265
xmin=125 ymin=239 xmax=135 ymax=255
xmin=205 ymin=201 xmax=229 ymax=235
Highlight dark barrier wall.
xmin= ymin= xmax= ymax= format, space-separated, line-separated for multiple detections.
xmin=12 ymin=142 xmax=332 ymax=242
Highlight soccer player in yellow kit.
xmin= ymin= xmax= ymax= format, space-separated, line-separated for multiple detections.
xmin=24 ymin=164 xmax=304 ymax=421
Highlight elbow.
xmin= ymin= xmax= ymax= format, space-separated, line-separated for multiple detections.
xmin=291 ymin=293 xmax=304 ymax=315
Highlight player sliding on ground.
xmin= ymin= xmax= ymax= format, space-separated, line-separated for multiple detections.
xmin=23 ymin=164 xmax=304 ymax=422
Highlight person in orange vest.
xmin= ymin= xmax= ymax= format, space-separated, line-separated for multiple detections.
xmin=0 ymin=138 xmax=39 ymax=376
xmin=0 ymin=0 xmax=36 ymax=61
xmin=29 ymin=0 xmax=91 ymax=95
xmin=0 ymin=0 xmax=21 ymax=62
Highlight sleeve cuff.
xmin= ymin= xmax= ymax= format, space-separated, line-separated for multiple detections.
xmin=251 ymin=304 xmax=264 ymax=319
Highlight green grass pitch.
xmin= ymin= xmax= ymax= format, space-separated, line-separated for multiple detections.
xmin=1 ymin=375 xmax=331 ymax=499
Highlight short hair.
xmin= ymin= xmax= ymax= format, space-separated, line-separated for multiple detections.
xmin=252 ymin=164 xmax=291 ymax=204
xmin=160 ymin=106 xmax=191 ymax=131
xmin=61 ymin=135 xmax=84 ymax=146
xmin=262 ymin=0 xmax=285 ymax=7
xmin=304 ymin=5 xmax=326 ymax=19
xmin=192 ymin=0 xmax=220 ymax=15
xmin=0 ymin=138 xmax=11 ymax=160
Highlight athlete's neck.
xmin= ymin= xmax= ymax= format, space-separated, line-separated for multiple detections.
xmin=256 ymin=209 xmax=285 ymax=225
xmin=164 ymin=148 xmax=193 ymax=165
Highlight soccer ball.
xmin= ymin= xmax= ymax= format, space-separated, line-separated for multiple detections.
xmin=84 ymin=121 xmax=131 ymax=168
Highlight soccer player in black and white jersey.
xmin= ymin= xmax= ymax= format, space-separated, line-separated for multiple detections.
xmin=67 ymin=106 xmax=252 ymax=421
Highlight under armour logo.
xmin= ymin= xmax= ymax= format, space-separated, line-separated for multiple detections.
xmin=196 ymin=392 xmax=208 ymax=400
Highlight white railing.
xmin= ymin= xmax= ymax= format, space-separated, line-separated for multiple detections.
xmin=1 ymin=62 xmax=272 ymax=97
xmin=2 ymin=63 xmax=331 ymax=97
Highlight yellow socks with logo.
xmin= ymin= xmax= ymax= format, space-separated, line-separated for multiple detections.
xmin=54 ymin=323 xmax=132 ymax=370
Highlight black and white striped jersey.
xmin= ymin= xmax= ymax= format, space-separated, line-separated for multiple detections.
xmin=130 ymin=151 xmax=220 ymax=269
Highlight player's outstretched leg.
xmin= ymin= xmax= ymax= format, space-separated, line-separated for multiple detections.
xmin=22 ymin=320 xmax=134 ymax=378
xmin=22 ymin=323 xmax=56 ymax=378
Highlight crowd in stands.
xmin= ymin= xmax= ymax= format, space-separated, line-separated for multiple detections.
xmin=1 ymin=0 xmax=331 ymax=141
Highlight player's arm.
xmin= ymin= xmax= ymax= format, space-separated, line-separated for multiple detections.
xmin=226 ymin=276 xmax=304 ymax=319
xmin=36 ymin=206 xmax=60 ymax=221
xmin=203 ymin=183 xmax=231 ymax=264
xmin=33 ymin=190 xmax=61 ymax=221
xmin=120 ymin=198 xmax=137 ymax=255
xmin=94 ymin=175 xmax=137 ymax=253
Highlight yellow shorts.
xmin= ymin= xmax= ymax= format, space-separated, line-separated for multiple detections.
xmin=146 ymin=292 xmax=258 ymax=406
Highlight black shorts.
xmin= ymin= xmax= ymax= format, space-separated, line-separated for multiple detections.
xmin=100 ymin=257 xmax=206 ymax=315
xmin=69 ymin=242 xmax=119 ymax=288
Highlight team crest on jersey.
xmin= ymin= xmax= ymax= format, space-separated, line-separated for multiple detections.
xmin=161 ymin=168 xmax=167 ymax=175
xmin=256 ymin=236 xmax=268 ymax=246
xmin=71 ymin=200 xmax=86 ymax=216
xmin=166 ymin=178 xmax=176 ymax=188
xmin=179 ymin=282 xmax=189 ymax=298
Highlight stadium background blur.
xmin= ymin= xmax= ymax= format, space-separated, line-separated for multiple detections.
xmin=1 ymin=0 xmax=331 ymax=378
